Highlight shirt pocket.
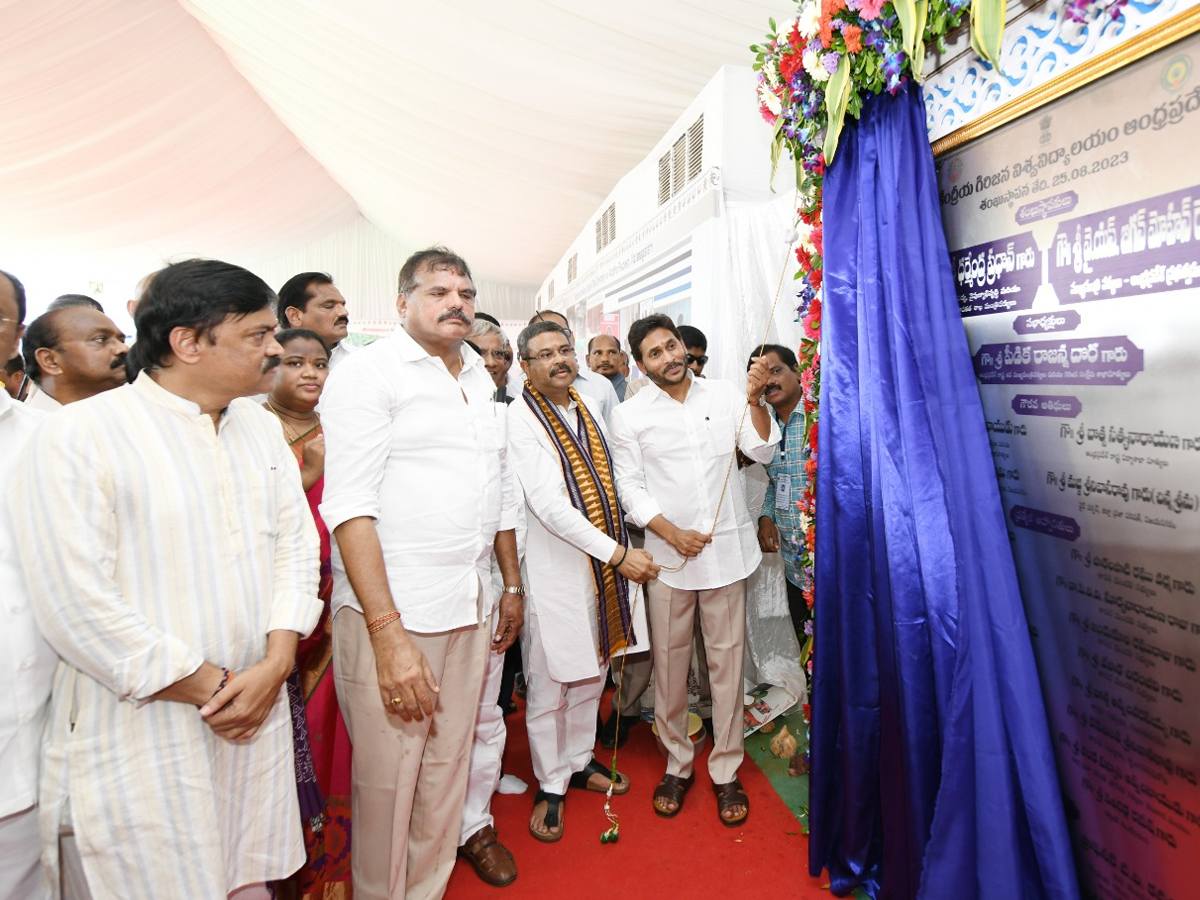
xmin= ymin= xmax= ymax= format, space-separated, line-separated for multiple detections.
xmin=703 ymin=413 xmax=736 ymax=459
xmin=472 ymin=405 xmax=505 ymax=452
xmin=248 ymin=473 xmax=282 ymax=537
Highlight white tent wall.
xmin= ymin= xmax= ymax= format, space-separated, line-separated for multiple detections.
xmin=252 ymin=215 xmax=538 ymax=334
xmin=537 ymin=65 xmax=802 ymax=384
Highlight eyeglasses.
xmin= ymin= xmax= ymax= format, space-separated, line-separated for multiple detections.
xmin=0 ymin=315 xmax=19 ymax=328
xmin=524 ymin=346 xmax=577 ymax=364
xmin=686 ymin=353 xmax=708 ymax=367
xmin=480 ymin=349 xmax=508 ymax=361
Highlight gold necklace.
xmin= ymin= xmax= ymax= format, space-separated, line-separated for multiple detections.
xmin=264 ymin=400 xmax=320 ymax=445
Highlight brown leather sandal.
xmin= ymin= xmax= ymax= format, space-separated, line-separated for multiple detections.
xmin=712 ymin=778 xmax=749 ymax=827
xmin=457 ymin=824 xmax=517 ymax=886
xmin=652 ymin=774 xmax=694 ymax=818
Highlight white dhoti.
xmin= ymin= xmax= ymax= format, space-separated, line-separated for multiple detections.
xmin=523 ymin=609 xmax=606 ymax=794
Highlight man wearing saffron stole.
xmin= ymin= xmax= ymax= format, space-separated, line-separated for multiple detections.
xmin=508 ymin=321 xmax=659 ymax=842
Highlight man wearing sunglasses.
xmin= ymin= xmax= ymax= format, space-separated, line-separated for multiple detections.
xmin=678 ymin=325 xmax=709 ymax=378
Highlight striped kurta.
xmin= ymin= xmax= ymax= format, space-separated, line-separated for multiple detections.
xmin=8 ymin=374 xmax=321 ymax=900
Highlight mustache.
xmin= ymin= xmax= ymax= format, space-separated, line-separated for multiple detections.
xmin=551 ymin=364 xmax=572 ymax=377
xmin=437 ymin=309 xmax=472 ymax=325
xmin=110 ymin=353 xmax=128 ymax=370
xmin=262 ymin=356 xmax=281 ymax=373
xmin=335 ymin=316 xmax=350 ymax=326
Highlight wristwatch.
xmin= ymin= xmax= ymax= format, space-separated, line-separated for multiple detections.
xmin=502 ymin=584 xmax=526 ymax=596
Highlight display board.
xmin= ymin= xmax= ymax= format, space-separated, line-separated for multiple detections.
xmin=935 ymin=14 xmax=1200 ymax=900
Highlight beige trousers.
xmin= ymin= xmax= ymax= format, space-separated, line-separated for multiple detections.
xmin=647 ymin=579 xmax=746 ymax=784
xmin=333 ymin=608 xmax=488 ymax=900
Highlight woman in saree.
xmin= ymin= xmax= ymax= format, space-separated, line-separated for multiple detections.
xmin=265 ymin=328 xmax=353 ymax=899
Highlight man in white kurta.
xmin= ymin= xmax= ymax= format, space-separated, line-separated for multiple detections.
xmin=9 ymin=259 xmax=322 ymax=900
xmin=0 ymin=269 xmax=56 ymax=900
xmin=610 ymin=314 xmax=778 ymax=826
xmin=508 ymin=322 xmax=657 ymax=841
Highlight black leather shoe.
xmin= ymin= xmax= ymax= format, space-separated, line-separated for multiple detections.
xmin=598 ymin=713 xmax=641 ymax=749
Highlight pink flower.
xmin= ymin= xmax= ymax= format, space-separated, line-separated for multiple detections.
xmin=859 ymin=0 xmax=886 ymax=20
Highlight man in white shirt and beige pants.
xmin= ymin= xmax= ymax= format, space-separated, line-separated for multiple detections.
xmin=610 ymin=314 xmax=778 ymax=828
xmin=321 ymin=247 xmax=523 ymax=900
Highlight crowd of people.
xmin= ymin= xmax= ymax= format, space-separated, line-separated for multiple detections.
xmin=0 ymin=247 xmax=811 ymax=900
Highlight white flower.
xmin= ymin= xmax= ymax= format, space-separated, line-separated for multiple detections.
xmin=803 ymin=49 xmax=831 ymax=83
xmin=763 ymin=59 xmax=780 ymax=89
xmin=759 ymin=82 xmax=783 ymax=115
xmin=798 ymin=3 xmax=821 ymax=39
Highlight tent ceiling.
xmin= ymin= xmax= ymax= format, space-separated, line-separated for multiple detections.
xmin=2 ymin=0 xmax=782 ymax=286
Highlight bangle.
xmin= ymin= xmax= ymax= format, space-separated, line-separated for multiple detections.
xmin=614 ymin=544 xmax=629 ymax=568
xmin=501 ymin=584 xmax=525 ymax=596
xmin=367 ymin=611 xmax=401 ymax=635
xmin=212 ymin=667 xmax=233 ymax=698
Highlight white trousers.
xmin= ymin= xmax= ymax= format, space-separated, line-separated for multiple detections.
xmin=523 ymin=609 xmax=606 ymax=794
xmin=0 ymin=805 xmax=50 ymax=900
xmin=459 ymin=612 xmax=507 ymax=843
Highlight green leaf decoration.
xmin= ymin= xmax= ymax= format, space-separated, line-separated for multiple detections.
xmin=970 ymin=0 xmax=1006 ymax=72
xmin=894 ymin=0 xmax=919 ymax=65
xmin=822 ymin=54 xmax=854 ymax=165
xmin=769 ymin=116 xmax=786 ymax=190
xmin=911 ymin=0 xmax=929 ymax=83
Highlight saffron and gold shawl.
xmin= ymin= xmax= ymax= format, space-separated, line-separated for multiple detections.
xmin=522 ymin=384 xmax=634 ymax=659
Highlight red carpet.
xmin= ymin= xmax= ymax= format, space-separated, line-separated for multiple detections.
xmin=445 ymin=696 xmax=831 ymax=900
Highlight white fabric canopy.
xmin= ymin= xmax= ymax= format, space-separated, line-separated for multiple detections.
xmin=1 ymin=0 xmax=786 ymax=308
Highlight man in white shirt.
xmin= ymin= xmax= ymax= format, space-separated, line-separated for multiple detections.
xmin=527 ymin=310 xmax=619 ymax=423
xmin=609 ymin=314 xmax=778 ymax=827
xmin=20 ymin=305 xmax=129 ymax=411
xmin=9 ymin=259 xmax=323 ymax=900
xmin=0 ymin=269 xmax=55 ymax=900
xmin=586 ymin=333 xmax=627 ymax=400
xmin=278 ymin=272 xmax=355 ymax=370
xmin=509 ymin=321 xmax=658 ymax=842
xmin=321 ymin=247 xmax=523 ymax=900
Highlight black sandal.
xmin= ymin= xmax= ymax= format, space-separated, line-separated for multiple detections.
xmin=569 ymin=758 xmax=630 ymax=795
xmin=712 ymin=778 xmax=749 ymax=827
xmin=652 ymin=774 xmax=694 ymax=818
xmin=530 ymin=790 xmax=565 ymax=843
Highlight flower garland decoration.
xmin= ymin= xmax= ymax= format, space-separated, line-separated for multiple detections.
xmin=753 ymin=0 xmax=1010 ymax=733
xmin=753 ymin=0 xmax=996 ymax=168
xmin=755 ymin=0 xmax=1124 ymax=738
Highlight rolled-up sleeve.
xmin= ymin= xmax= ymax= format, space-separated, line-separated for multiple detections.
xmin=10 ymin=418 xmax=203 ymax=702
xmin=732 ymin=387 xmax=780 ymax=465
xmin=609 ymin=405 xmax=662 ymax=528
xmin=319 ymin=354 xmax=395 ymax=532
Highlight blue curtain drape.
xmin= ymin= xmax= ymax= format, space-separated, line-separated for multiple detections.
xmin=809 ymin=82 xmax=1081 ymax=900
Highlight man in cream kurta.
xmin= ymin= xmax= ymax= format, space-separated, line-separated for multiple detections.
xmin=9 ymin=259 xmax=322 ymax=900
xmin=508 ymin=321 xmax=657 ymax=841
